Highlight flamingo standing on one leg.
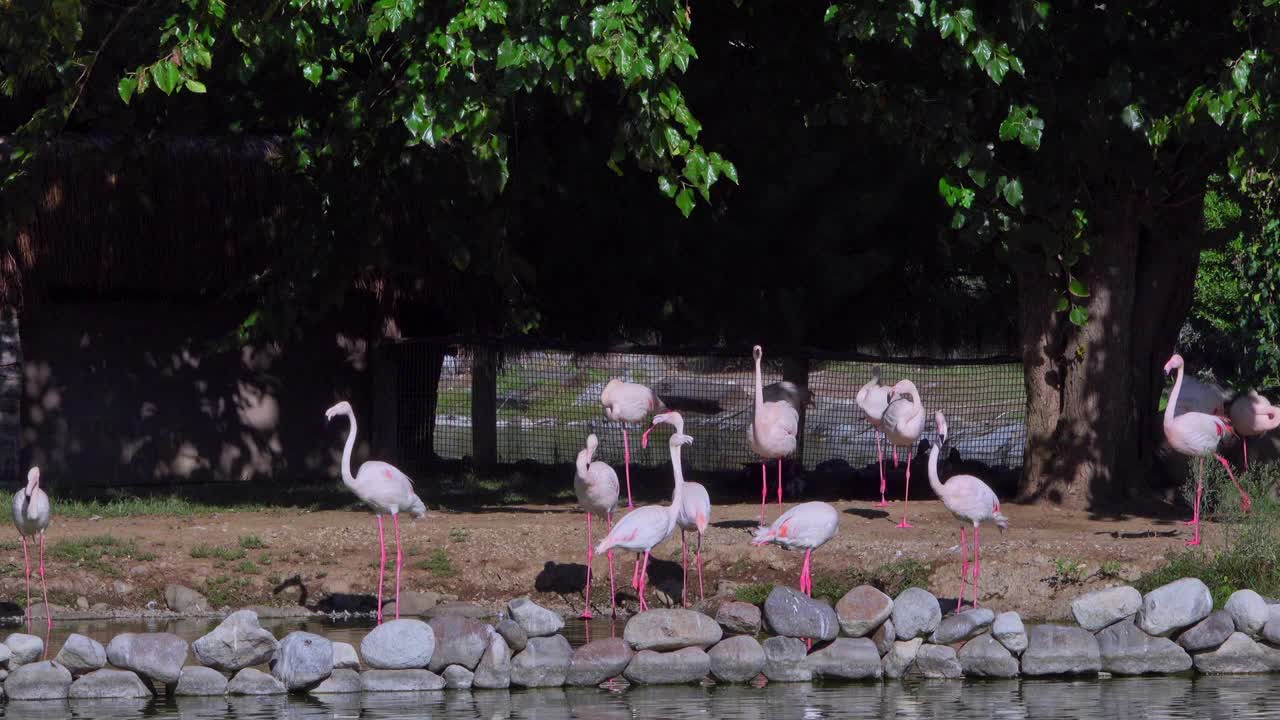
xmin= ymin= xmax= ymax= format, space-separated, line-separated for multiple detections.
xmin=643 ymin=412 xmax=710 ymax=607
xmin=883 ymin=379 xmax=926 ymax=528
xmin=1229 ymin=391 xmax=1280 ymax=471
xmin=856 ymin=367 xmax=893 ymax=506
xmin=12 ymin=467 xmax=51 ymax=633
xmin=575 ymin=434 xmax=620 ymax=619
xmin=326 ymin=401 xmax=427 ymax=624
xmin=751 ymin=500 xmax=839 ymax=597
xmin=748 ymin=345 xmax=798 ymax=524
xmin=1163 ymin=354 xmax=1251 ymax=546
xmin=601 ymin=379 xmax=660 ymax=509
xmin=928 ymin=412 xmax=1008 ymax=610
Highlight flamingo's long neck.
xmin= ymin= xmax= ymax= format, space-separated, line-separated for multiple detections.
xmin=339 ymin=410 xmax=358 ymax=487
xmin=575 ymin=453 xmax=590 ymax=479
xmin=1165 ymin=363 xmax=1183 ymax=429
xmin=927 ymin=444 xmax=946 ymax=498
xmin=753 ymin=355 xmax=765 ymax=418
xmin=668 ymin=442 xmax=686 ymax=524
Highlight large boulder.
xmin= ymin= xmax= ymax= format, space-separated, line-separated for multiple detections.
xmin=992 ymin=612 xmax=1028 ymax=655
xmin=164 ymin=584 xmax=210 ymax=613
xmin=763 ymin=586 xmax=839 ymax=641
xmin=174 ymin=666 xmax=228 ymax=696
xmin=1192 ymin=632 xmax=1280 ymax=674
xmin=1020 ymin=625 xmax=1101 ymax=676
xmin=624 ymin=609 xmax=723 ymax=651
xmin=835 ymin=586 xmax=893 ymax=638
xmin=442 ymin=665 xmax=474 ymax=689
xmin=54 ymin=634 xmax=106 ymax=677
xmin=1263 ymin=605 xmax=1280 ymax=644
xmin=1137 ymin=578 xmax=1213 ymax=637
xmin=1097 ymin=619 xmax=1193 ymax=675
xmin=567 ymin=638 xmax=633 ymax=687
xmin=5 ymin=633 xmax=44 ymax=665
xmin=227 ymin=668 xmax=287 ymax=695
xmin=270 ymin=631 xmax=332 ymax=691
xmin=761 ymin=636 xmax=811 ymax=682
xmin=891 ymin=588 xmax=942 ymax=640
xmin=510 ymin=635 xmax=572 ymax=688
xmin=708 ymin=636 xmax=765 ymax=683
xmin=310 ymin=668 xmax=361 ymax=694
xmin=915 ymin=644 xmax=963 ymax=679
xmin=1224 ymin=590 xmax=1269 ymax=637
xmin=426 ymin=616 xmax=490 ymax=672
xmin=1177 ymin=610 xmax=1235 ymax=652
xmin=871 ymin=618 xmax=896 ymax=656
xmin=495 ymin=619 xmax=528 ymax=652
xmin=930 ymin=608 xmax=994 ymax=644
xmin=507 ymin=598 xmax=564 ymax=638
xmin=957 ymin=633 xmax=1019 ymax=677
xmin=715 ymin=601 xmax=762 ymax=636
xmin=883 ymin=639 xmax=923 ymax=679
xmin=804 ymin=637 xmax=883 ymax=680
xmin=360 ymin=619 xmax=435 ymax=670
xmin=473 ymin=633 xmax=512 ymax=689
xmin=360 ymin=669 xmax=446 ymax=691
xmin=106 ymin=633 xmax=189 ymax=686
xmin=622 ymin=647 xmax=710 ymax=684
xmin=1071 ymin=586 xmax=1142 ymax=631
xmin=192 ymin=609 xmax=279 ymax=672
xmin=68 ymin=669 xmax=152 ymax=699
xmin=4 ymin=661 xmax=72 ymax=700
xmin=332 ymin=642 xmax=360 ymax=670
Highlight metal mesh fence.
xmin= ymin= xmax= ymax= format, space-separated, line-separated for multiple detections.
xmin=393 ymin=339 xmax=1025 ymax=473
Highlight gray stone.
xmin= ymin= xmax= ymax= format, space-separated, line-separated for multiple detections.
xmin=567 ymin=638 xmax=632 ymax=687
xmin=164 ymin=584 xmax=209 ymax=613
xmin=5 ymin=634 xmax=43 ymax=664
xmin=1098 ymin=619 xmax=1193 ymax=675
xmin=385 ymin=591 xmax=442 ymax=617
xmin=1177 ymin=610 xmax=1235 ymax=652
xmin=426 ymin=616 xmax=489 ymax=672
xmin=54 ymin=634 xmax=106 ymax=676
xmin=930 ymin=608 xmax=995 ymax=644
xmin=915 ymin=644 xmax=963 ymax=679
xmin=623 ymin=647 xmax=710 ymax=684
xmin=360 ymin=669 xmax=446 ymax=692
xmin=763 ymin=586 xmax=839 ymax=641
xmin=762 ymin=636 xmax=811 ymax=682
xmin=715 ymin=601 xmax=762 ymax=636
xmin=804 ymin=637 xmax=883 ymax=680
xmin=1193 ymin=632 xmax=1280 ymax=674
xmin=1071 ymin=586 xmax=1142 ymax=631
xmin=871 ymin=619 xmax=895 ymax=656
xmin=227 ymin=668 xmax=286 ymax=695
xmin=426 ymin=602 xmax=490 ymax=620
xmin=0 ymin=642 xmax=12 ymax=667
xmin=68 ymin=669 xmax=151 ymax=699
xmin=835 ymin=585 xmax=894 ymax=638
xmin=1021 ymin=625 xmax=1101 ymax=676
xmin=507 ymin=598 xmax=564 ymax=638
xmin=708 ymin=635 xmax=765 ymax=683
xmin=1225 ymin=590 xmax=1269 ymax=637
xmin=957 ymin=633 xmax=1019 ymax=677
xmin=4 ymin=661 xmax=71 ymax=700
xmin=1263 ymin=605 xmax=1280 ymax=644
xmin=192 ymin=609 xmax=279 ymax=672
xmin=510 ymin=635 xmax=572 ymax=688
xmin=624 ymin=609 xmax=724 ymax=651
xmin=332 ymin=642 xmax=360 ymax=670
xmin=360 ymin=619 xmax=435 ymax=670
xmin=883 ymin=639 xmax=923 ymax=679
xmin=106 ymin=633 xmax=189 ymax=685
xmin=993 ymin=612 xmax=1028 ymax=655
xmin=442 ymin=664 xmax=474 ymax=689
xmin=1137 ymin=578 xmax=1213 ymax=637
xmin=309 ymin=668 xmax=361 ymax=694
xmin=271 ymin=631 xmax=332 ymax=691
xmin=891 ymin=588 xmax=942 ymax=640
xmin=495 ymin=619 xmax=527 ymax=652
xmin=472 ymin=633 xmax=511 ymax=689
xmin=174 ymin=666 xmax=228 ymax=696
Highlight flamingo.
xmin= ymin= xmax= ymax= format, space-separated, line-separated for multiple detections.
xmin=856 ymin=366 xmax=893 ymax=506
xmin=751 ymin=501 xmax=839 ymax=597
xmin=643 ymin=412 xmax=710 ymax=607
xmin=1229 ymin=391 xmax=1280 ymax=471
xmin=12 ymin=467 xmax=51 ymax=632
xmin=574 ymin=434 xmax=620 ymax=619
xmin=748 ymin=345 xmax=798 ymax=523
xmin=600 ymin=379 xmax=660 ymax=509
xmin=595 ymin=419 xmax=691 ymax=612
xmin=1163 ymin=354 xmax=1251 ymax=546
xmin=928 ymin=412 xmax=1008 ymax=610
xmin=326 ymin=401 xmax=427 ymax=624
xmin=883 ymin=379 xmax=926 ymax=528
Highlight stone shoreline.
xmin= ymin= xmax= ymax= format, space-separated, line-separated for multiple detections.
xmin=2 ymin=577 xmax=1280 ymax=700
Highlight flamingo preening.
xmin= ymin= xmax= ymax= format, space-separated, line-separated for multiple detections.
xmin=643 ymin=412 xmax=711 ymax=607
xmin=928 ymin=412 xmax=1008 ymax=610
xmin=856 ymin=367 xmax=893 ymax=506
xmin=1229 ymin=391 xmax=1280 ymax=471
xmin=1163 ymin=354 xmax=1251 ymax=546
xmin=749 ymin=345 xmax=798 ymax=524
xmin=601 ymin=379 xmax=661 ymax=509
xmin=326 ymin=401 xmax=427 ymax=624
xmin=883 ymin=379 xmax=926 ymax=528
xmin=12 ymin=467 xmax=51 ymax=632
xmin=575 ymin=434 xmax=620 ymax=619
xmin=751 ymin=500 xmax=839 ymax=597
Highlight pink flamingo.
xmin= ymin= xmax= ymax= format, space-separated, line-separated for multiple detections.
xmin=12 ymin=467 xmax=51 ymax=633
xmin=748 ymin=345 xmax=798 ymax=523
xmin=575 ymin=434 xmax=620 ymax=619
xmin=928 ymin=412 xmax=1008 ymax=610
xmin=595 ymin=419 xmax=691 ymax=612
xmin=326 ymin=401 xmax=427 ymax=624
xmin=751 ymin=501 xmax=839 ymax=597
xmin=643 ymin=412 xmax=711 ymax=607
xmin=1163 ymin=354 xmax=1251 ymax=546
xmin=601 ymin=379 xmax=660 ymax=509
xmin=1229 ymin=391 xmax=1280 ymax=471
xmin=883 ymin=379 xmax=926 ymax=528
xmin=856 ymin=366 xmax=893 ymax=506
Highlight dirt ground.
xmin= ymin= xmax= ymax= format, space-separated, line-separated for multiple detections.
xmin=0 ymin=498 xmax=1211 ymax=622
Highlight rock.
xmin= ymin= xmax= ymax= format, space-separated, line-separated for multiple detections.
xmin=915 ymin=644 xmax=963 ymax=679
xmin=360 ymin=619 xmax=435 ymax=670
xmin=5 ymin=633 xmax=44 ymax=664
xmin=708 ymin=635 xmax=765 ymax=683
xmin=507 ymin=598 xmax=564 ymax=638
xmin=1020 ymin=625 xmax=1101 ymax=676
xmin=113 ymin=580 xmax=134 ymax=596
xmin=0 ymin=643 xmax=12 ymax=667
xmin=495 ymin=619 xmax=527 ymax=652
xmin=271 ymin=631 xmax=332 ymax=691
xmin=192 ymin=609 xmax=279 ymax=672
xmin=426 ymin=601 xmax=490 ymax=620
xmin=174 ymin=666 xmax=228 ymax=696
xmin=164 ymin=584 xmax=210 ymax=613
xmin=1097 ymin=619 xmax=1193 ymax=675
xmin=624 ymin=609 xmax=724 ymax=651
xmin=1177 ymin=610 xmax=1235 ymax=652
xmin=762 ymin=586 xmax=839 ymax=641
xmin=248 ymin=605 xmax=314 ymax=619
xmin=1225 ymin=590 xmax=1269 ymax=637
xmin=227 ymin=668 xmax=286 ymax=695
xmin=804 ymin=637 xmax=883 ymax=680
xmin=106 ymin=633 xmax=189 ymax=685
xmin=1263 ymin=605 xmax=1280 ymax=644
xmin=871 ymin=619 xmax=895 ymax=656
xmin=426 ymin=616 xmax=489 ymax=672
xmin=835 ymin=586 xmax=894 ymax=637
xmin=361 ymin=669 xmax=446 ymax=692
xmin=473 ymin=633 xmax=512 ymax=690
xmin=332 ymin=642 xmax=360 ymax=670
xmin=4 ymin=661 xmax=71 ymax=700
xmin=385 ymin=591 xmax=441 ymax=617
xmin=68 ymin=669 xmax=151 ymax=698
xmin=762 ymin=636 xmax=811 ymax=682
xmin=1071 ymin=586 xmax=1142 ymax=631
xmin=623 ymin=647 xmax=710 ymax=684
xmin=510 ymin=635 xmax=572 ymax=688
xmin=891 ymin=588 xmax=942 ymax=640
xmin=442 ymin=665 xmax=474 ymax=689
xmin=883 ymin=639 xmax=924 ymax=679
xmin=930 ymin=608 xmax=995 ymax=644
xmin=1137 ymin=578 xmax=1213 ymax=637
xmin=567 ymin=638 xmax=633 ymax=687
xmin=54 ymin=634 xmax=106 ymax=676
xmin=1192 ymin=632 xmax=1279 ymax=674
xmin=75 ymin=597 xmax=89 ymax=611
xmin=715 ymin=601 xmax=762 ymax=636
xmin=993 ymin=612 xmax=1028 ymax=656
xmin=310 ymin=668 xmax=361 ymax=694
xmin=957 ymin=633 xmax=1019 ymax=677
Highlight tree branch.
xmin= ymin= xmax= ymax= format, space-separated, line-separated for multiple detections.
xmin=65 ymin=1 xmax=144 ymax=127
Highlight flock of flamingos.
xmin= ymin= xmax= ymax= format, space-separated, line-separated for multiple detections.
xmin=6 ymin=348 xmax=1279 ymax=634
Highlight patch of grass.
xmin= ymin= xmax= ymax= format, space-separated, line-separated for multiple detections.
xmin=857 ymin=558 xmax=932 ymax=598
xmin=1098 ymin=560 xmax=1125 ymax=580
xmin=449 ymin=528 xmax=469 ymax=543
xmin=258 ymin=554 xmax=272 ymax=566
xmin=733 ymin=582 xmax=775 ymax=606
xmin=48 ymin=536 xmax=153 ymax=576
xmin=234 ymin=560 xmax=260 ymax=575
xmin=1050 ymin=557 xmax=1088 ymax=588
xmin=0 ymin=492 xmax=274 ymax=519
xmin=0 ymin=541 xmax=19 ymax=552
xmin=204 ymin=575 xmax=251 ymax=607
xmin=190 ymin=545 xmax=247 ymax=561
xmin=416 ymin=549 xmax=458 ymax=577
xmin=238 ymin=535 xmax=266 ymax=550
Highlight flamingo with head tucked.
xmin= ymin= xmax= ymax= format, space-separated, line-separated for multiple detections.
xmin=883 ymin=379 xmax=926 ymax=528
xmin=12 ymin=467 xmax=51 ymax=633
xmin=1229 ymin=391 xmax=1280 ymax=471
xmin=856 ymin=367 xmax=893 ymax=506
xmin=643 ymin=412 xmax=710 ymax=607
xmin=751 ymin=501 xmax=839 ymax=597
xmin=749 ymin=345 xmax=798 ymax=524
xmin=575 ymin=434 xmax=620 ymax=619
xmin=601 ymin=379 xmax=660 ymax=509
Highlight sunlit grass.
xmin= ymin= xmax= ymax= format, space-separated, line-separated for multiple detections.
xmin=0 ymin=492 xmax=277 ymax=519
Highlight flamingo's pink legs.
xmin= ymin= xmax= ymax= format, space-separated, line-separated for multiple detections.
xmin=20 ymin=536 xmax=31 ymax=632
xmin=972 ymin=526 xmax=982 ymax=609
xmin=897 ymin=450 xmax=913 ymax=528
xmin=957 ymin=527 xmax=969 ymax=610
xmin=632 ymin=553 xmax=642 ymax=589
xmin=607 ymin=512 xmax=616 ymax=618
xmin=696 ymin=532 xmax=704 ymax=602
xmin=636 ymin=550 xmax=652 ymax=612
xmin=393 ymin=514 xmax=403 ymax=621
xmin=1215 ymin=453 xmax=1251 ymax=513
xmin=760 ymin=462 xmax=768 ymax=524
xmin=681 ymin=529 xmax=689 ymax=608
xmin=876 ymin=433 xmax=889 ymax=506
xmin=38 ymin=533 xmax=50 ymax=632
xmin=1187 ymin=458 xmax=1203 ymax=546
xmin=1243 ymin=436 xmax=1250 ymax=471
xmin=582 ymin=512 xmax=595 ymax=619
xmin=621 ymin=423 xmax=634 ymax=509
xmin=798 ymin=548 xmax=813 ymax=596
xmin=893 ymin=445 xmax=899 ymax=467
xmin=375 ymin=516 xmax=387 ymax=623
xmin=777 ymin=458 xmax=784 ymax=506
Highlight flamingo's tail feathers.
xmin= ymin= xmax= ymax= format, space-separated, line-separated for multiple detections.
xmin=992 ymin=511 xmax=1009 ymax=533
xmin=594 ymin=536 xmax=616 ymax=556
xmin=696 ymin=511 xmax=708 ymax=534
xmin=751 ymin=525 xmax=775 ymax=545
xmin=408 ymin=495 xmax=427 ymax=519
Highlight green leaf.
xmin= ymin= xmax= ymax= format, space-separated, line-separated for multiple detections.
xmin=1120 ymin=104 xmax=1143 ymax=131
xmin=675 ymin=187 xmax=694 ymax=217
xmin=152 ymin=61 xmax=181 ymax=95
xmin=117 ymin=76 xmax=138 ymax=104
xmin=823 ymin=5 xmax=838 ymax=23
xmin=1055 ymin=296 xmax=1069 ymax=312
xmin=1232 ymin=61 xmax=1251 ymax=93
xmin=1002 ymin=178 xmax=1024 ymax=207
xmin=1068 ymin=278 xmax=1090 ymax=298
xmin=720 ymin=160 xmax=739 ymax=185
xmin=302 ymin=62 xmax=323 ymax=85
xmin=184 ymin=79 xmax=207 ymax=94
xmin=1069 ymin=305 xmax=1089 ymax=327
xmin=496 ymin=39 xmax=521 ymax=69
xmin=658 ymin=175 xmax=677 ymax=198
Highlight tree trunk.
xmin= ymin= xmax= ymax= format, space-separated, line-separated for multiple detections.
xmin=396 ymin=342 xmax=445 ymax=465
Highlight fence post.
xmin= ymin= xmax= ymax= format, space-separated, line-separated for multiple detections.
xmin=783 ymin=353 xmax=811 ymax=470
xmin=471 ymin=343 xmax=499 ymax=468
